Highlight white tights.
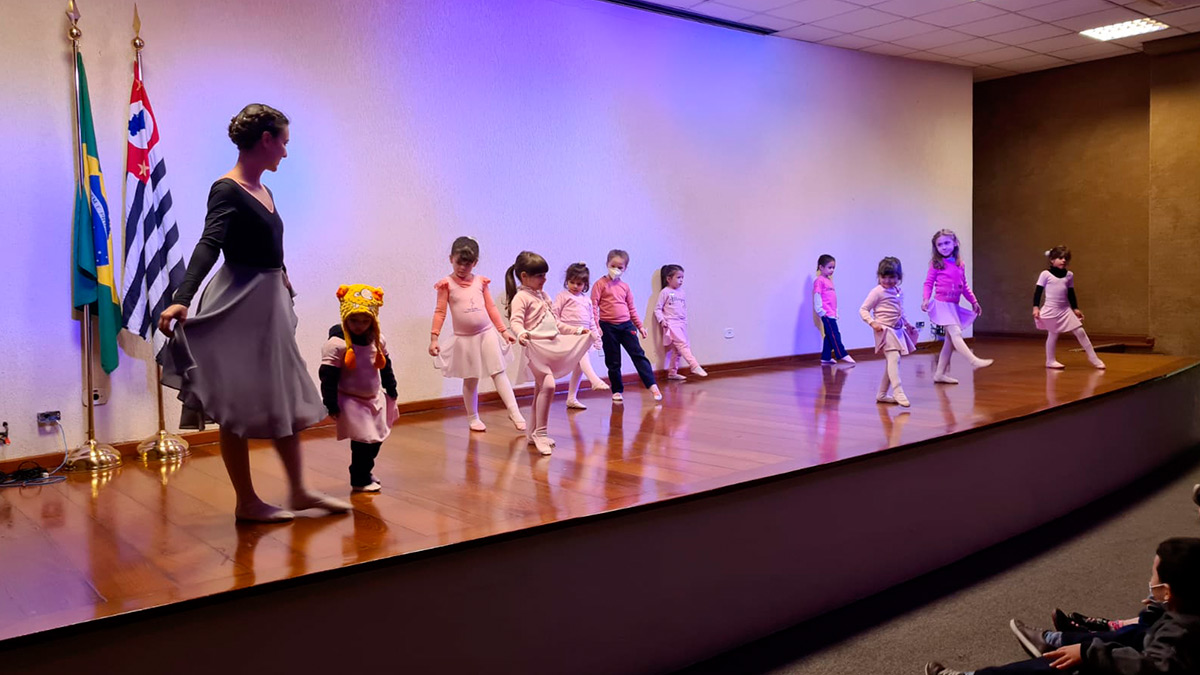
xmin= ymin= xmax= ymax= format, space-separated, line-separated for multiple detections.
xmin=936 ymin=324 xmax=986 ymax=374
xmin=1046 ymin=328 xmax=1103 ymax=367
xmin=568 ymin=352 xmax=607 ymax=400
xmin=462 ymin=373 xmax=524 ymax=423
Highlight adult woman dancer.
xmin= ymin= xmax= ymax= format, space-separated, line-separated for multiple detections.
xmin=159 ymin=104 xmax=351 ymax=523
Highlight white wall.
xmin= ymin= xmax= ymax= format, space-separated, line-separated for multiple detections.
xmin=0 ymin=0 xmax=972 ymax=461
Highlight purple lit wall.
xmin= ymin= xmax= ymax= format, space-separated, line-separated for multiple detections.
xmin=0 ymin=0 xmax=971 ymax=460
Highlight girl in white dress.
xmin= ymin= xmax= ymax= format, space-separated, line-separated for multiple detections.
xmin=1033 ymin=245 xmax=1105 ymax=370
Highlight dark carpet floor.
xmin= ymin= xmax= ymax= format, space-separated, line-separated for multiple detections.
xmin=677 ymin=448 xmax=1200 ymax=675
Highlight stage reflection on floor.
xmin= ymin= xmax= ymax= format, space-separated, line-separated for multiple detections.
xmin=0 ymin=339 xmax=1192 ymax=643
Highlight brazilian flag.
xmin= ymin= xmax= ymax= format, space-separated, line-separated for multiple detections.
xmin=71 ymin=52 xmax=121 ymax=374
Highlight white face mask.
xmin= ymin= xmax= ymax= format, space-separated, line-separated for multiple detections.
xmin=608 ymin=267 xmax=623 ymax=279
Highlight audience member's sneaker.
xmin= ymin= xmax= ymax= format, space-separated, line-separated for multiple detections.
xmin=566 ymin=398 xmax=587 ymax=410
xmin=924 ymin=662 xmax=965 ymax=675
xmin=1011 ymin=619 xmax=1050 ymax=658
xmin=693 ymin=366 xmax=709 ymax=377
xmin=352 ymin=480 xmax=382 ymax=493
xmin=1053 ymin=608 xmax=1111 ymax=633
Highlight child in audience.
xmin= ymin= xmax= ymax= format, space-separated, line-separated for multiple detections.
xmin=814 ymin=254 xmax=855 ymax=366
xmin=923 ymin=228 xmax=992 ymax=384
xmin=1033 ymin=246 xmax=1105 ymax=370
xmin=591 ymin=249 xmax=662 ymax=403
xmin=655 ymin=264 xmax=708 ymax=381
xmin=320 ymin=284 xmax=398 ymax=492
xmin=551 ymin=262 xmax=610 ymax=410
xmin=860 ymin=257 xmax=919 ymax=408
xmin=506 ymin=251 xmax=592 ymax=455
xmin=429 ymin=236 xmax=525 ymax=432
xmin=925 ymin=537 xmax=1200 ymax=674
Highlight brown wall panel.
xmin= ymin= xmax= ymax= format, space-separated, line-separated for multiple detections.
xmin=974 ymin=56 xmax=1151 ymax=338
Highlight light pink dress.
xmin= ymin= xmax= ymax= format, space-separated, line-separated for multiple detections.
xmin=511 ymin=287 xmax=593 ymax=379
xmin=1034 ymin=270 xmax=1082 ymax=333
xmin=654 ymin=286 xmax=691 ymax=347
xmin=922 ymin=261 xmax=978 ymax=328
xmin=860 ymin=285 xmax=918 ymax=355
xmin=431 ymin=275 xmax=513 ymax=378
xmin=552 ymin=290 xmax=602 ymax=349
xmin=320 ymin=334 xmax=400 ymax=443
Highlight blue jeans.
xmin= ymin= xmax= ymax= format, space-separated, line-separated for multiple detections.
xmin=821 ymin=316 xmax=848 ymax=361
xmin=600 ymin=320 xmax=656 ymax=393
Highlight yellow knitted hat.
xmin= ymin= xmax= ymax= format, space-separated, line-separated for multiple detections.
xmin=336 ymin=284 xmax=385 ymax=369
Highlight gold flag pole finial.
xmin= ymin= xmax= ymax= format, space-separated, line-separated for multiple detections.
xmin=67 ymin=0 xmax=82 ymax=41
xmin=133 ymin=4 xmax=144 ymax=51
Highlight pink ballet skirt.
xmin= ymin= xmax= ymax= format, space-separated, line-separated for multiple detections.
xmin=1035 ymin=310 xmax=1082 ymax=334
xmin=434 ymin=325 xmax=513 ymax=379
xmin=337 ymin=391 xmax=399 ymax=443
xmin=875 ymin=323 xmax=919 ymax=355
xmin=926 ymin=300 xmax=977 ymax=328
xmin=1035 ymin=271 xmax=1083 ymax=333
xmin=662 ymin=320 xmax=689 ymax=348
xmin=518 ymin=313 xmax=594 ymax=380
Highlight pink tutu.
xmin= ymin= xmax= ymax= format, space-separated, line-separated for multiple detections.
xmin=434 ymin=326 xmax=513 ymax=379
xmin=1035 ymin=308 xmax=1082 ymax=334
xmin=517 ymin=313 xmax=594 ymax=380
xmin=927 ymin=300 xmax=976 ymax=328
xmin=874 ymin=324 xmax=918 ymax=355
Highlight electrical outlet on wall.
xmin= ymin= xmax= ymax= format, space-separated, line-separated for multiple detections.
xmin=37 ymin=411 xmax=62 ymax=425
xmin=915 ymin=321 xmax=925 ymax=328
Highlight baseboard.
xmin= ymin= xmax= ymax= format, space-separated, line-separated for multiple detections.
xmin=0 ymin=340 xmax=949 ymax=474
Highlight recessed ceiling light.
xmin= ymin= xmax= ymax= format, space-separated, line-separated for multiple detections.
xmin=1081 ymin=18 xmax=1169 ymax=41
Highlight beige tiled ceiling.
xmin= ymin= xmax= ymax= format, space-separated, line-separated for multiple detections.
xmin=649 ymin=0 xmax=1200 ymax=79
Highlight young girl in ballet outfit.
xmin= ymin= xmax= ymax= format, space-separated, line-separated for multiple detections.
xmin=654 ymin=264 xmax=708 ymax=381
xmin=551 ymin=262 xmax=610 ymax=410
xmin=506 ymin=251 xmax=593 ymax=455
xmin=814 ymin=254 xmax=855 ymax=366
xmin=922 ymin=229 xmax=993 ymax=384
xmin=319 ymin=284 xmax=399 ymax=493
xmin=860 ymin=257 xmax=920 ymax=408
xmin=1034 ymin=245 xmax=1106 ymax=370
xmin=592 ymin=249 xmax=663 ymax=403
xmin=429 ymin=236 xmax=526 ymax=432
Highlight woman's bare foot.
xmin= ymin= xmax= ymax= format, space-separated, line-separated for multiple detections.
xmin=235 ymin=500 xmax=295 ymax=523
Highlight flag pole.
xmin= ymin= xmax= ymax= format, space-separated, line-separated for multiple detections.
xmin=129 ymin=5 xmax=189 ymax=463
xmin=66 ymin=0 xmax=122 ymax=472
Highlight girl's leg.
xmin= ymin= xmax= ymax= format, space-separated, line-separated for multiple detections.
xmin=568 ymin=364 xmax=585 ymax=403
xmin=820 ymin=317 xmax=835 ymax=362
xmin=220 ymin=428 xmax=290 ymax=522
xmin=946 ymin=324 xmax=993 ymax=368
xmin=877 ymin=366 xmax=894 ymax=403
xmin=886 ymin=350 xmax=909 ymax=407
xmin=490 ymin=371 xmax=527 ymax=430
xmin=674 ymin=339 xmax=707 ymax=376
xmin=1072 ymin=328 xmax=1106 ymax=369
xmin=828 ymin=318 xmax=853 ymax=363
xmin=601 ymin=322 xmax=624 ymax=395
xmin=528 ymin=372 xmax=554 ymax=455
xmin=934 ymin=336 xmax=958 ymax=384
xmin=349 ymin=441 xmax=383 ymax=490
xmin=1045 ymin=331 xmax=1064 ymax=368
xmin=578 ymin=352 xmax=609 ymax=389
xmin=463 ymin=378 xmax=486 ymax=431
xmin=665 ymin=343 xmax=683 ymax=378
xmin=277 ymin=433 xmax=351 ymax=514
xmin=617 ymin=325 xmax=660 ymax=396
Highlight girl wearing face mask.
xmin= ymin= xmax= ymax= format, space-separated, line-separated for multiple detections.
xmin=591 ymin=249 xmax=663 ymax=403
xmin=551 ymin=262 xmax=610 ymax=410
xmin=860 ymin=257 xmax=920 ymax=407
xmin=505 ymin=251 xmax=593 ymax=455
xmin=922 ymin=228 xmax=993 ymax=384
xmin=1033 ymin=245 xmax=1105 ymax=370
xmin=654 ymin=264 xmax=707 ymax=381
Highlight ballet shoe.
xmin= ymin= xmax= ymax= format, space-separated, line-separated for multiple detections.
xmin=692 ymin=366 xmax=709 ymax=377
xmin=235 ymin=502 xmax=294 ymax=523
xmin=667 ymin=372 xmax=687 ymax=381
xmin=592 ymin=381 xmax=612 ymax=391
xmin=1089 ymin=358 xmax=1107 ymax=370
xmin=839 ymin=356 xmax=856 ymax=365
xmin=893 ymin=387 xmax=911 ymax=407
xmin=651 ymin=387 xmax=663 ymax=402
xmin=468 ymin=418 xmax=487 ymax=432
xmin=934 ymin=374 xmax=959 ymax=384
xmin=1046 ymin=361 xmax=1066 ymax=369
xmin=290 ymin=492 xmax=352 ymax=514
xmin=972 ymin=358 xmax=994 ymax=369
xmin=508 ymin=414 xmax=527 ymax=431
xmin=528 ymin=436 xmax=553 ymax=456
xmin=877 ymin=393 xmax=898 ymax=405
xmin=566 ymin=398 xmax=587 ymax=410
xmin=612 ymin=392 xmax=624 ymax=402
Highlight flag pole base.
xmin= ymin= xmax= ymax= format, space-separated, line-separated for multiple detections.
xmin=137 ymin=430 xmax=189 ymax=462
xmin=66 ymin=439 xmax=123 ymax=472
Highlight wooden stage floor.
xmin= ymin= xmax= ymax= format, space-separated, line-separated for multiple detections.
xmin=1 ymin=339 xmax=1194 ymax=644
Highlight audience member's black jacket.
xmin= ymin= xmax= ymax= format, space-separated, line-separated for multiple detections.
xmin=1085 ymin=609 xmax=1200 ymax=674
